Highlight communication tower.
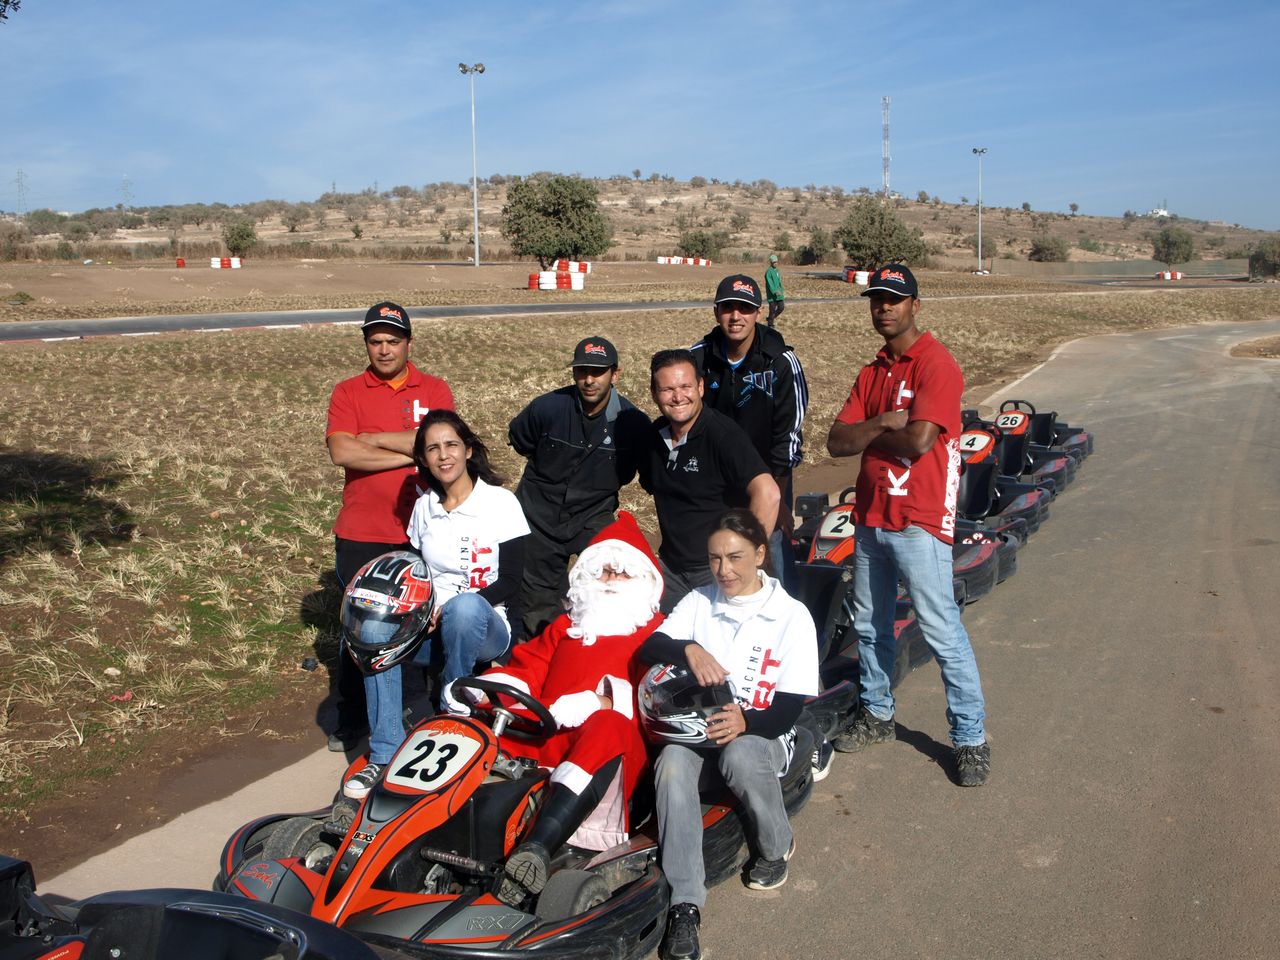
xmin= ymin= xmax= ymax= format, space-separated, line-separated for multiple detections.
xmin=881 ymin=96 xmax=891 ymax=197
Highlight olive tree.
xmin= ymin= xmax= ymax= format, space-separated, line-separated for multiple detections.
xmin=500 ymin=174 xmax=612 ymax=268
xmin=221 ymin=219 xmax=258 ymax=258
xmin=1151 ymin=226 xmax=1195 ymax=268
xmin=832 ymin=195 xmax=926 ymax=269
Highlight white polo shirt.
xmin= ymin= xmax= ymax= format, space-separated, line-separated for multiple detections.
xmin=406 ymin=478 xmax=531 ymax=627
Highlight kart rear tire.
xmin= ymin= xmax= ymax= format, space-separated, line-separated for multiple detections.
xmin=261 ymin=816 xmax=325 ymax=861
xmin=535 ymin=869 xmax=611 ymax=920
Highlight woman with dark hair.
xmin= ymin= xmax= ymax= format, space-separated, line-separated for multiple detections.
xmin=345 ymin=410 xmax=530 ymax=799
xmin=638 ymin=508 xmax=818 ymax=960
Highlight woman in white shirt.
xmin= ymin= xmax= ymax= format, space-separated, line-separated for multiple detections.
xmin=639 ymin=508 xmax=818 ymax=960
xmin=346 ymin=409 xmax=530 ymax=799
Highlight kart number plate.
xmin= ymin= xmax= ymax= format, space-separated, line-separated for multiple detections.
xmin=960 ymin=431 xmax=993 ymax=455
xmin=817 ymin=507 xmax=855 ymax=540
xmin=386 ymin=730 xmax=481 ymax=793
xmin=994 ymin=412 xmax=1028 ymax=433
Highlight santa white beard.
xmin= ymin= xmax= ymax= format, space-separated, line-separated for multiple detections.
xmin=565 ymin=543 xmax=659 ymax=646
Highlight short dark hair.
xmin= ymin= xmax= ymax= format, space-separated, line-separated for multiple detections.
xmin=650 ymin=348 xmax=701 ymax=392
xmin=412 ymin=409 xmax=505 ymax=497
xmin=710 ymin=508 xmax=773 ymax=574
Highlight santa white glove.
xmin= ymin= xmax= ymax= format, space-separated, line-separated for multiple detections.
xmin=548 ymin=690 xmax=602 ymax=729
xmin=439 ymin=680 xmax=471 ymax=716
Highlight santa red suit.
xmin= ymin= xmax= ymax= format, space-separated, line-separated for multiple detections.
xmin=481 ymin=511 xmax=663 ymax=851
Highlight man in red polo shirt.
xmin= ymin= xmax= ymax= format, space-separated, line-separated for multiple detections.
xmin=324 ymin=301 xmax=454 ymax=750
xmin=825 ymin=265 xmax=990 ymax=787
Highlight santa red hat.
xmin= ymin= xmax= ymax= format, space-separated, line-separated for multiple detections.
xmin=570 ymin=511 xmax=663 ymax=611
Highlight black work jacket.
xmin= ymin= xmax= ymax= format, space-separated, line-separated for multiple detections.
xmin=508 ymin=385 xmax=650 ymax=538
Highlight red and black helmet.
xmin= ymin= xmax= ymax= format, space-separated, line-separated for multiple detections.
xmin=341 ymin=551 xmax=435 ymax=675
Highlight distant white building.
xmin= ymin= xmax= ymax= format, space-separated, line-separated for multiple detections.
xmin=1146 ymin=207 xmax=1170 ymax=218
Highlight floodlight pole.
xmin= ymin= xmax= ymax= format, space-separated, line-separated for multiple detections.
xmin=459 ymin=62 xmax=486 ymax=268
xmin=972 ymin=147 xmax=987 ymax=272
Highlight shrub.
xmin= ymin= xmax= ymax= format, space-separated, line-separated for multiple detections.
xmin=795 ymin=227 xmax=836 ymax=265
xmin=966 ymin=234 xmax=997 ymax=258
xmin=221 ymin=219 xmax=258 ymax=258
xmin=54 ymin=240 xmax=77 ymax=260
xmin=1248 ymin=235 xmax=1280 ymax=279
xmin=500 ymin=174 xmax=612 ymax=268
xmin=772 ymin=231 xmax=793 ymax=252
xmin=689 ymin=176 xmax=707 ymax=188
xmin=676 ymin=229 xmax=731 ymax=260
xmin=1151 ymin=225 xmax=1195 ymax=267
xmin=730 ymin=210 xmax=750 ymax=232
xmin=832 ymin=196 xmax=926 ymax=269
xmin=1028 ymin=233 xmax=1069 ymax=262
xmin=24 ymin=208 xmax=63 ymax=236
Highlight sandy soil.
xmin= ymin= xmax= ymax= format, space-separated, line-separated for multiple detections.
xmin=1230 ymin=334 xmax=1280 ymax=358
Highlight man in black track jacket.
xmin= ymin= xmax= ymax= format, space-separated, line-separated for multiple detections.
xmin=690 ymin=274 xmax=809 ymax=578
xmin=509 ymin=336 xmax=651 ymax=637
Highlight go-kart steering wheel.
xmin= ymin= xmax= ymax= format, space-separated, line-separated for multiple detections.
xmin=451 ymin=676 xmax=558 ymax=740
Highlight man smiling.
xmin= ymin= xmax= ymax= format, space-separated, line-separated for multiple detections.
xmin=639 ymin=349 xmax=779 ymax=612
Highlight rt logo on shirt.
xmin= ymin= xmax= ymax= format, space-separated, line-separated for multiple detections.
xmin=682 ymin=457 xmax=700 ymax=473
xmin=895 ymin=383 xmax=914 ymax=407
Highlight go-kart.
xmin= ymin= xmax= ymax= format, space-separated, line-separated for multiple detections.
xmin=216 ymin=676 xmax=833 ymax=959
xmin=0 ymin=854 xmax=381 ymax=960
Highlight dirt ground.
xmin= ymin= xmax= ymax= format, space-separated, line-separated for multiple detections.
xmin=1230 ymin=333 xmax=1280 ymax=358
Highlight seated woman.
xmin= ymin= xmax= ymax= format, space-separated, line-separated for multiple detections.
xmin=638 ymin=509 xmax=818 ymax=960
xmin=345 ymin=409 xmax=530 ymax=800
xmin=468 ymin=511 xmax=665 ymax=907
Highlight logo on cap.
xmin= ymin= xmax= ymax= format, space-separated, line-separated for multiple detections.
xmin=879 ymin=270 xmax=905 ymax=283
xmin=380 ymin=306 xmax=403 ymax=322
xmin=733 ymin=280 xmax=754 ymax=294
xmin=584 ymin=343 xmax=607 ymax=356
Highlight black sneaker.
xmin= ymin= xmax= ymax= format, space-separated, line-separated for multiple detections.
xmin=746 ymin=837 xmax=796 ymax=890
xmin=831 ymin=708 xmax=894 ymax=753
xmin=954 ymin=742 xmax=991 ymax=787
xmin=811 ymin=740 xmax=835 ymax=782
xmin=342 ymin=762 xmax=384 ymax=800
xmin=327 ymin=723 xmax=369 ymax=753
xmin=660 ymin=903 xmax=701 ymax=960
xmin=497 ymin=842 xmax=550 ymax=906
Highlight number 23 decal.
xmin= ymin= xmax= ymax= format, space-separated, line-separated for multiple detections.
xmin=386 ymin=731 xmax=481 ymax=792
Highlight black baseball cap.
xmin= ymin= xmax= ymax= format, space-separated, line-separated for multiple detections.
xmin=714 ymin=274 xmax=763 ymax=309
xmin=361 ymin=301 xmax=412 ymax=336
xmin=570 ymin=337 xmax=619 ymax=368
xmin=861 ymin=264 xmax=919 ymax=299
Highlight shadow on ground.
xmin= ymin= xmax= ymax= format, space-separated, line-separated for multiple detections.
xmin=0 ymin=448 xmax=136 ymax=568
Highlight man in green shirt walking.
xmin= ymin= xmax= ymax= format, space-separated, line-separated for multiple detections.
xmin=765 ymin=254 xmax=785 ymax=328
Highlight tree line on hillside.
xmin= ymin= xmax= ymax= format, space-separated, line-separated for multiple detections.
xmin=2 ymin=174 xmax=1276 ymax=276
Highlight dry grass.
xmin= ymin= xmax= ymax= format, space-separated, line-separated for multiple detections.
xmin=1 ymin=279 xmax=1278 ymax=825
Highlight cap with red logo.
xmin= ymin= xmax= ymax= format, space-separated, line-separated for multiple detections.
xmin=570 ymin=336 xmax=619 ymax=368
xmin=361 ymin=301 xmax=412 ymax=337
xmin=714 ymin=274 xmax=763 ymax=309
xmin=860 ymin=264 xmax=919 ymax=299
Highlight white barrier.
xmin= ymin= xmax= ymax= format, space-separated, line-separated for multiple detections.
xmin=657 ymin=256 xmax=713 ymax=266
xmin=210 ymin=257 xmax=242 ymax=269
xmin=1155 ymin=271 xmax=1183 ymax=280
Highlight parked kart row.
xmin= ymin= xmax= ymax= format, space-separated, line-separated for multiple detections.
xmin=0 ymin=400 xmax=1091 ymax=960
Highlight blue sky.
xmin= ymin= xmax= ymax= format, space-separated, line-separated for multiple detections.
xmin=2 ymin=0 xmax=1277 ymax=228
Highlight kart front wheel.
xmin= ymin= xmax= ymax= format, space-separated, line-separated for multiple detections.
xmin=536 ymin=869 xmax=611 ymax=920
xmin=261 ymin=816 xmax=328 ymax=863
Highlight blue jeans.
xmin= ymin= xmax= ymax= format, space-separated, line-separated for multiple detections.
xmin=852 ymin=524 xmax=986 ymax=746
xmin=363 ymin=592 xmax=511 ymax=764
xmin=655 ymin=737 xmax=792 ymax=908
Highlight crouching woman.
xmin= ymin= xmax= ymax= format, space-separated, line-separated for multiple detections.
xmin=638 ymin=508 xmax=818 ymax=960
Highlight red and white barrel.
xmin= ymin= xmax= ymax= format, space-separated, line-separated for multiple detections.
xmin=210 ymin=257 xmax=242 ymax=269
xmin=1155 ymin=271 xmax=1183 ymax=280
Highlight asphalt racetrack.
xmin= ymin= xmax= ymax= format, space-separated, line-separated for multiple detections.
xmin=45 ymin=318 xmax=1280 ymax=959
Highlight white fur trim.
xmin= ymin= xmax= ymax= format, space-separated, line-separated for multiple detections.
xmin=550 ymin=760 xmax=593 ymax=796
xmin=602 ymin=675 xmax=634 ymax=720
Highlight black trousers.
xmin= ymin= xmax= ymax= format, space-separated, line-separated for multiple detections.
xmin=333 ymin=537 xmax=411 ymax=728
xmin=766 ymin=299 xmax=785 ymax=327
xmin=517 ymin=517 xmax=608 ymax=639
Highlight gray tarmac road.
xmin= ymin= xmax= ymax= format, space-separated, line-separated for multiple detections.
xmin=45 ymin=319 xmax=1280 ymax=958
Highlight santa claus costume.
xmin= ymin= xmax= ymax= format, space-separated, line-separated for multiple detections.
xmin=480 ymin=511 xmax=664 ymax=905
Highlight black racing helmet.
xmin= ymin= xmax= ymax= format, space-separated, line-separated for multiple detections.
xmin=638 ymin=663 xmax=737 ymax=748
xmin=341 ymin=551 xmax=435 ymax=675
